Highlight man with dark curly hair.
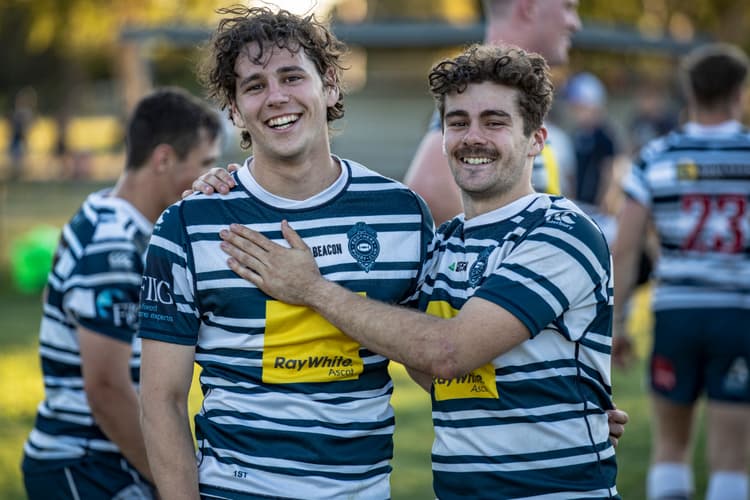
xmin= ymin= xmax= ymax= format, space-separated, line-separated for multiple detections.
xmin=405 ymin=0 xmax=582 ymax=226
xmin=137 ymin=7 xmax=433 ymax=499
xmin=220 ymin=43 xmax=620 ymax=498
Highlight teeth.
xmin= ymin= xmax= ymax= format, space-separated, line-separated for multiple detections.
xmin=267 ymin=114 xmax=299 ymax=128
xmin=462 ymin=157 xmax=493 ymax=165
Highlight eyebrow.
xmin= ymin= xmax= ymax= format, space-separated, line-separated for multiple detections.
xmin=237 ymin=65 xmax=308 ymax=88
xmin=444 ymin=110 xmax=512 ymax=120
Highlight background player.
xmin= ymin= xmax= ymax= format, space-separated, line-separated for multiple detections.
xmin=21 ymin=87 xmax=221 ymax=499
xmin=613 ymin=43 xmax=750 ymax=500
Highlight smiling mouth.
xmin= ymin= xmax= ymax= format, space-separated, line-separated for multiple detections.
xmin=266 ymin=114 xmax=300 ymax=129
xmin=460 ymin=156 xmax=495 ymax=165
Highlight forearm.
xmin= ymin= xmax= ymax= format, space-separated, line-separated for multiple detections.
xmin=612 ymin=198 xmax=650 ymax=326
xmin=405 ymin=366 xmax=433 ymax=392
xmin=612 ymin=250 xmax=640 ymax=324
xmin=141 ymin=398 xmax=199 ymax=499
xmin=88 ymin=385 xmax=152 ymax=483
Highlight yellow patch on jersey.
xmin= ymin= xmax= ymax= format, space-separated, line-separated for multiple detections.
xmin=262 ymin=299 xmax=364 ymax=383
xmin=677 ymin=161 xmax=699 ymax=180
xmin=426 ymin=301 xmax=499 ymax=401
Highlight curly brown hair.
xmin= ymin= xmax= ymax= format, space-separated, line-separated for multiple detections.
xmin=429 ymin=44 xmax=553 ymax=136
xmin=198 ymin=5 xmax=347 ymax=149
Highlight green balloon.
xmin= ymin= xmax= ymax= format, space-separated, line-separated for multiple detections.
xmin=10 ymin=225 xmax=61 ymax=294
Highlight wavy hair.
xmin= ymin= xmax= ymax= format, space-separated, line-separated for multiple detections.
xmin=198 ymin=5 xmax=347 ymax=149
xmin=429 ymin=44 xmax=553 ymax=136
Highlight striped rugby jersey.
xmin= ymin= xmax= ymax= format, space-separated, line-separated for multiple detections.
xmin=419 ymin=193 xmax=618 ymax=499
xmin=624 ymin=121 xmax=750 ymax=311
xmin=23 ymin=190 xmax=151 ymax=465
xmin=138 ymin=158 xmax=433 ymax=499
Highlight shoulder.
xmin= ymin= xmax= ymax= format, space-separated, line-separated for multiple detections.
xmin=539 ymin=198 xmax=610 ymax=261
xmin=342 ymin=160 xmax=424 ymax=203
xmin=634 ymin=130 xmax=682 ymax=169
xmin=79 ymin=192 xmax=144 ymax=247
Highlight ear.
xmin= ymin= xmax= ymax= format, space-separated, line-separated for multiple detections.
xmin=325 ymin=84 xmax=340 ymax=108
xmin=323 ymin=70 xmax=340 ymax=108
xmin=230 ymin=101 xmax=246 ymax=129
xmin=150 ymin=144 xmax=175 ymax=174
xmin=516 ymin=0 xmax=539 ymax=22
xmin=528 ymin=125 xmax=548 ymax=157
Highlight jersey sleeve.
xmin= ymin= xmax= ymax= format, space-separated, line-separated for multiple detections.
xmin=473 ymin=212 xmax=612 ymax=341
xmin=138 ymin=203 xmax=200 ymax=345
xmin=63 ymin=240 xmax=142 ymax=344
xmin=622 ymin=139 xmax=663 ymax=208
xmin=399 ymin=190 xmax=435 ymax=307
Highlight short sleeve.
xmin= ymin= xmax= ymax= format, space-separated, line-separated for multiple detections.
xmin=138 ymin=204 xmax=201 ymax=345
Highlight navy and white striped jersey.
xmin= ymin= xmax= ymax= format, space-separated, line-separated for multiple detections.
xmin=138 ymin=158 xmax=433 ymax=499
xmin=23 ymin=190 xmax=151 ymax=465
xmin=418 ymin=193 xmax=618 ymax=498
xmin=623 ymin=121 xmax=750 ymax=311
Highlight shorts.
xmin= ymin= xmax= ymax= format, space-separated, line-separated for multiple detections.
xmin=649 ymin=308 xmax=750 ymax=404
xmin=22 ymin=453 xmax=154 ymax=500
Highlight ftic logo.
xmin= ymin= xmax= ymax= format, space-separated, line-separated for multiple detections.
xmin=141 ymin=275 xmax=174 ymax=305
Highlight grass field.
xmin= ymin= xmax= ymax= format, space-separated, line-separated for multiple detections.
xmin=0 ymin=180 xmax=718 ymax=499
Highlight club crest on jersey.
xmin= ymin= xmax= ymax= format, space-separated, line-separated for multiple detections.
xmin=468 ymin=247 xmax=493 ymax=287
xmin=347 ymin=222 xmax=379 ymax=272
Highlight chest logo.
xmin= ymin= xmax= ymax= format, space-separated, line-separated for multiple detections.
xmin=347 ymin=222 xmax=380 ymax=272
xmin=468 ymin=247 xmax=493 ymax=287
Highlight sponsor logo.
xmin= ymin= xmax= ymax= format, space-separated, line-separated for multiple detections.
xmin=95 ymin=288 xmax=138 ymax=328
xmin=677 ymin=160 xmax=699 ymax=180
xmin=433 ymin=364 xmax=499 ymax=400
xmin=677 ymin=160 xmax=750 ymax=180
xmin=548 ymin=211 xmax=577 ymax=229
xmin=154 ymin=208 xmax=169 ymax=233
xmin=263 ymin=300 xmax=364 ymax=383
xmin=108 ymin=251 xmax=134 ymax=270
xmin=141 ymin=275 xmax=174 ymax=305
xmin=723 ymin=357 xmax=749 ymax=396
xmin=651 ymin=355 xmax=676 ymax=391
xmin=311 ymin=243 xmax=343 ymax=258
xmin=347 ymin=222 xmax=380 ymax=273
xmin=448 ymin=261 xmax=468 ymax=272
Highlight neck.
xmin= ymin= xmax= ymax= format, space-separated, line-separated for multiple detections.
xmin=249 ymin=147 xmax=341 ymax=201
xmin=110 ymin=168 xmax=162 ymax=223
xmin=462 ymin=180 xmax=534 ymax=220
xmin=690 ymin=108 xmax=737 ymax=126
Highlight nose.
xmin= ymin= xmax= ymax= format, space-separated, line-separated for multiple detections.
xmin=570 ymin=12 xmax=582 ymax=33
xmin=462 ymin=123 xmax=487 ymax=146
xmin=265 ymin=80 xmax=289 ymax=107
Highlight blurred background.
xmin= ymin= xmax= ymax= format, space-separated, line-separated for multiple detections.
xmin=1 ymin=0 xmax=749 ymax=498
